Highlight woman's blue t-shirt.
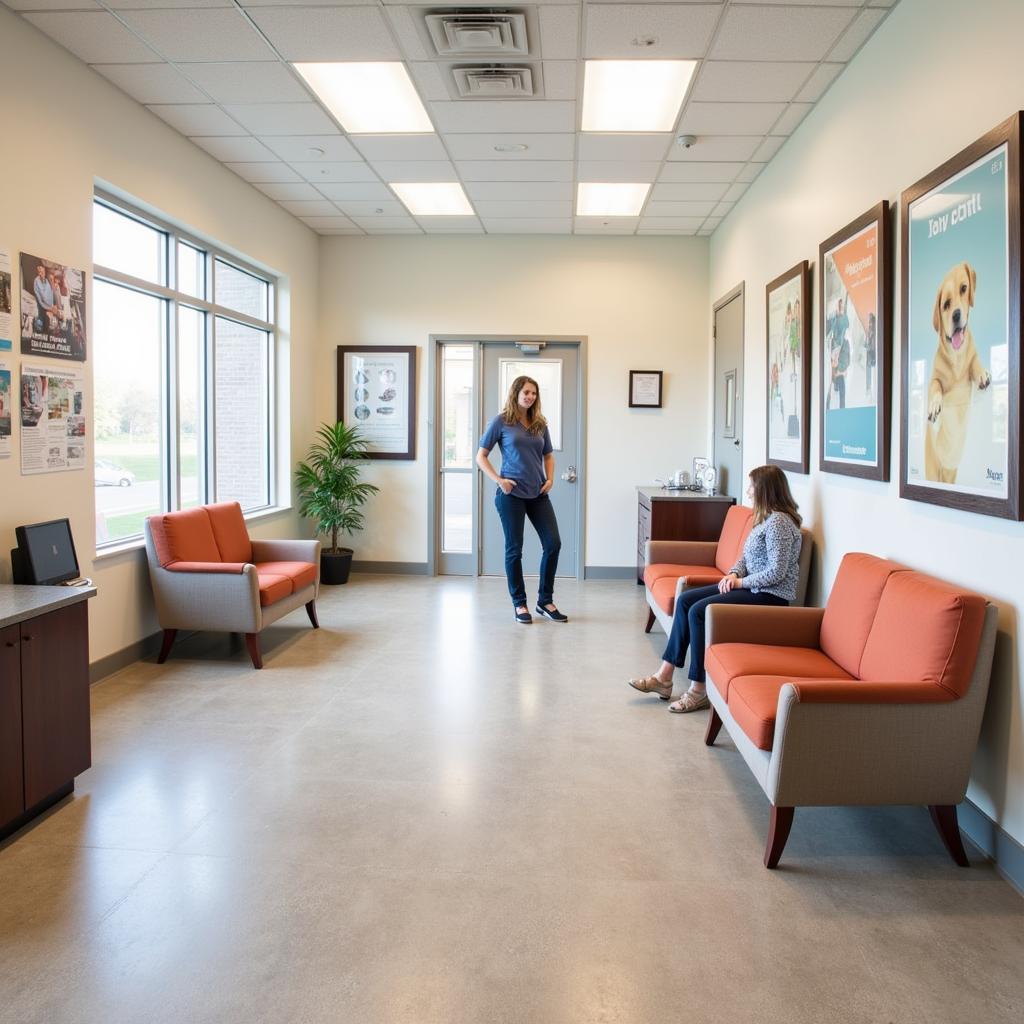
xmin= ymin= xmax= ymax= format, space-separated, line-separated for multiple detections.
xmin=479 ymin=415 xmax=553 ymax=499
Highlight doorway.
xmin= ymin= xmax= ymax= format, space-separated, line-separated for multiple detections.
xmin=713 ymin=286 xmax=744 ymax=498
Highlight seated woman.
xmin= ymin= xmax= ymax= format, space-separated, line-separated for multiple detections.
xmin=629 ymin=464 xmax=802 ymax=713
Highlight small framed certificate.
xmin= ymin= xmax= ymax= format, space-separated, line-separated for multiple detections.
xmin=629 ymin=370 xmax=663 ymax=408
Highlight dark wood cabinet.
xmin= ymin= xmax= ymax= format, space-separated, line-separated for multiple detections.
xmin=0 ymin=623 xmax=24 ymax=827
xmin=636 ymin=488 xmax=735 ymax=583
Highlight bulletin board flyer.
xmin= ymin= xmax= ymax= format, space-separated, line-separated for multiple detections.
xmin=21 ymin=362 xmax=86 ymax=475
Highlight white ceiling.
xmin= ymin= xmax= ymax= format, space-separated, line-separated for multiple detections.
xmin=6 ymin=0 xmax=899 ymax=236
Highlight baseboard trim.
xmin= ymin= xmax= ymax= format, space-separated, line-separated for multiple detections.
xmin=90 ymin=629 xmax=163 ymax=683
xmin=351 ymin=561 xmax=430 ymax=576
xmin=960 ymin=799 xmax=1024 ymax=896
xmin=584 ymin=566 xmax=635 ymax=580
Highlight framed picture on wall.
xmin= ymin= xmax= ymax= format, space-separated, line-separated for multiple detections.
xmin=900 ymin=112 xmax=1023 ymax=519
xmin=765 ymin=260 xmax=811 ymax=473
xmin=628 ymin=370 xmax=663 ymax=409
xmin=337 ymin=346 xmax=416 ymax=460
xmin=819 ymin=201 xmax=892 ymax=480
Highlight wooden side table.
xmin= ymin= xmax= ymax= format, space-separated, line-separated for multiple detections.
xmin=636 ymin=487 xmax=736 ymax=583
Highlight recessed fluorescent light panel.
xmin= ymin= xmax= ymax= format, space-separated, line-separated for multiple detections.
xmin=581 ymin=60 xmax=697 ymax=133
xmin=576 ymin=183 xmax=651 ymax=217
xmin=391 ymin=182 xmax=474 ymax=216
xmin=293 ymin=62 xmax=434 ymax=134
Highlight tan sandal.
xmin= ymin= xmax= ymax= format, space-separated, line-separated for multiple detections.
xmin=628 ymin=675 xmax=673 ymax=700
xmin=668 ymin=689 xmax=709 ymax=714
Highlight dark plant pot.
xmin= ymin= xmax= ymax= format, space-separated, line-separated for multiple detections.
xmin=321 ymin=548 xmax=353 ymax=585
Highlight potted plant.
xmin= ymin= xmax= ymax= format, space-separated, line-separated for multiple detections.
xmin=295 ymin=421 xmax=379 ymax=585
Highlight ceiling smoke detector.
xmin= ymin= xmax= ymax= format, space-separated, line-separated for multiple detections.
xmin=631 ymin=36 xmax=658 ymax=47
xmin=493 ymin=142 xmax=528 ymax=152
xmin=676 ymin=134 xmax=698 ymax=149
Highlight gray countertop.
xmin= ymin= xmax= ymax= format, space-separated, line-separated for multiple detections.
xmin=637 ymin=486 xmax=735 ymax=502
xmin=0 ymin=584 xmax=97 ymax=630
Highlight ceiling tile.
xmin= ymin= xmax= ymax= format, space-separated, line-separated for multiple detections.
xmin=456 ymin=161 xmax=574 ymax=182
xmin=637 ymin=228 xmax=698 ymax=235
xmin=712 ymin=6 xmax=855 ymax=61
xmin=735 ymin=163 xmax=764 ymax=184
xmin=658 ymin=161 xmax=742 ymax=182
xmin=117 ymin=9 xmax=274 ymax=61
xmin=262 ymin=135 xmax=359 ymax=161
xmin=693 ymin=61 xmax=814 ymax=104
xmin=420 ymin=218 xmax=485 ymax=234
xmin=539 ymin=6 xmax=580 ymax=59
xmin=337 ymin=200 xmax=407 ymax=217
xmin=252 ymin=181 xmax=323 ymax=201
xmin=382 ymin=6 xmax=430 ymax=61
xmin=665 ymin=136 xmax=761 ymax=161
xmin=410 ymin=63 xmax=451 ymax=102
xmin=829 ymin=8 xmax=887 ymax=62
xmin=638 ymin=216 xmax=705 ymax=230
xmin=752 ymin=136 xmax=785 ymax=161
xmin=699 ymin=217 xmax=722 ymax=235
xmin=711 ymin=200 xmax=733 ymax=217
xmin=772 ymin=103 xmax=812 ymax=136
xmin=191 ymin=135 xmax=278 ymax=161
xmin=247 ymin=7 xmax=400 ymax=61
xmin=368 ymin=161 xmax=457 ymax=182
xmin=483 ymin=218 xmax=571 ymax=234
xmin=577 ymin=134 xmax=670 ymax=161
xmin=650 ymin=182 xmax=728 ymax=202
xmin=444 ymin=134 xmax=575 ymax=161
xmin=317 ymin=182 xmax=394 ymax=202
xmin=795 ymin=63 xmax=843 ymax=103
xmin=644 ymin=200 xmax=716 ymax=217
xmin=430 ymin=101 xmax=575 ymax=135
xmin=473 ymin=200 xmax=572 ymax=218
xmin=92 ymin=63 xmax=206 ymax=104
xmin=7 ymin=0 xmax=102 ymax=8
xmin=723 ymin=182 xmax=748 ymax=202
xmin=279 ymin=199 xmax=339 ymax=216
xmin=147 ymin=104 xmax=246 ymax=135
xmin=223 ymin=103 xmax=338 ymax=135
xmin=678 ymin=102 xmax=786 ymax=136
xmin=542 ymin=61 xmax=577 ymax=100
xmin=466 ymin=181 xmax=572 ymax=201
xmin=23 ymin=12 xmax=158 ymax=63
xmin=290 ymin=161 xmax=380 ymax=183
xmin=573 ymin=218 xmax=639 ymax=235
xmin=577 ymin=161 xmax=662 ymax=183
xmin=351 ymin=216 xmax=422 ymax=233
xmin=300 ymin=216 xmax=363 ymax=235
xmin=584 ymin=4 xmax=720 ymax=59
xmin=180 ymin=62 xmax=310 ymax=104
xmin=224 ymin=162 xmax=303 ymax=183
xmin=352 ymin=135 xmax=449 ymax=161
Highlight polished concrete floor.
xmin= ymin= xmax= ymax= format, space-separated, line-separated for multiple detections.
xmin=2 ymin=574 xmax=1023 ymax=1024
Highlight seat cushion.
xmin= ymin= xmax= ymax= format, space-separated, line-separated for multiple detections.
xmin=153 ymin=507 xmax=221 ymax=566
xmin=206 ymin=501 xmax=252 ymax=564
xmin=714 ymin=505 xmax=754 ymax=574
xmin=728 ymin=676 xmax=795 ymax=751
xmin=859 ymin=571 xmax=988 ymax=698
xmin=705 ymin=643 xmax=851 ymax=699
xmin=254 ymin=561 xmax=317 ymax=593
xmin=256 ymin=572 xmax=292 ymax=607
xmin=646 ymin=565 xmax=725 ymax=615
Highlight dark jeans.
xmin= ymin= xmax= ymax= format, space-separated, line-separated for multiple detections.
xmin=494 ymin=490 xmax=561 ymax=607
xmin=662 ymin=584 xmax=788 ymax=683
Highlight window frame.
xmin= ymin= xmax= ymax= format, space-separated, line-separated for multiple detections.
xmin=92 ymin=192 xmax=278 ymax=552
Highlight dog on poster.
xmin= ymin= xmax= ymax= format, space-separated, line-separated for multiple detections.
xmin=925 ymin=261 xmax=991 ymax=483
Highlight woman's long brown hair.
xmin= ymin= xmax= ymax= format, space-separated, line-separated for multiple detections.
xmin=501 ymin=375 xmax=547 ymax=436
xmin=749 ymin=464 xmax=802 ymax=527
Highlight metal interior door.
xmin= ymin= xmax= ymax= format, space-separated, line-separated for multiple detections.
xmin=713 ymin=289 xmax=744 ymax=498
xmin=480 ymin=343 xmax=579 ymax=581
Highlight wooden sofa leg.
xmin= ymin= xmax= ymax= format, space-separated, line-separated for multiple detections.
xmin=306 ymin=600 xmax=320 ymax=629
xmin=929 ymin=805 xmax=969 ymax=867
xmin=704 ymin=707 xmax=723 ymax=746
xmin=644 ymin=608 xmax=655 ymax=633
xmin=764 ymin=805 xmax=795 ymax=869
xmin=245 ymin=633 xmax=264 ymax=670
xmin=157 ymin=629 xmax=177 ymax=664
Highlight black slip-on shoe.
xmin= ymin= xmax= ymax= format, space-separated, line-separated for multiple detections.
xmin=535 ymin=604 xmax=569 ymax=623
xmin=515 ymin=609 xmax=533 ymax=624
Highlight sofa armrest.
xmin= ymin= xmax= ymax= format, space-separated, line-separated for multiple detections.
xmin=251 ymin=538 xmax=321 ymax=565
xmin=148 ymin=564 xmax=261 ymax=633
xmin=645 ymin=540 xmax=717 ymax=567
xmin=165 ymin=560 xmax=248 ymax=574
xmin=706 ymin=604 xmax=824 ymax=647
xmin=787 ymin=680 xmax=955 ymax=704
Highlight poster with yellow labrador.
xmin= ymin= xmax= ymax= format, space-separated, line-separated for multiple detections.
xmin=902 ymin=114 xmax=1021 ymax=519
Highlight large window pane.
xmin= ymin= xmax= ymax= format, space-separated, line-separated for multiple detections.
xmin=93 ymin=280 xmax=164 ymax=545
xmin=214 ymin=317 xmax=269 ymax=510
xmin=93 ymin=203 xmax=166 ymax=285
xmin=215 ymin=259 xmax=268 ymax=320
xmin=442 ymin=473 xmax=472 ymax=553
xmin=178 ymin=307 xmax=205 ymax=509
xmin=178 ymin=242 xmax=205 ymax=300
xmin=443 ymin=345 xmax=474 ymax=468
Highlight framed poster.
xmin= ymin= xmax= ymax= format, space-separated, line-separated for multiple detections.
xmin=901 ymin=112 xmax=1022 ymax=519
xmin=766 ymin=260 xmax=811 ymax=473
xmin=19 ymin=253 xmax=87 ymax=362
xmin=337 ymin=346 xmax=416 ymax=460
xmin=629 ymin=370 xmax=663 ymax=409
xmin=819 ymin=201 xmax=892 ymax=480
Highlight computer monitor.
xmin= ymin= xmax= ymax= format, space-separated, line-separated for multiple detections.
xmin=13 ymin=518 xmax=80 ymax=586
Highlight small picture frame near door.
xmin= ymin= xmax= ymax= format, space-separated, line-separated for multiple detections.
xmin=629 ymin=370 xmax=663 ymax=408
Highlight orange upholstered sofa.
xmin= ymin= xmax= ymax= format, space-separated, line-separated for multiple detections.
xmin=703 ymin=553 xmax=998 ymax=868
xmin=143 ymin=502 xmax=320 ymax=669
xmin=642 ymin=505 xmax=812 ymax=634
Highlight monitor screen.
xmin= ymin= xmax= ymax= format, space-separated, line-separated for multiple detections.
xmin=16 ymin=518 xmax=80 ymax=585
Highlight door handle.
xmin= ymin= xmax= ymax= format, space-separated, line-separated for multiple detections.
xmin=560 ymin=465 xmax=577 ymax=483
xmin=733 ymin=439 xmax=741 ymax=447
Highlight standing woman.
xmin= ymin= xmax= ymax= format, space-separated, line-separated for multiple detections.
xmin=628 ymin=464 xmax=801 ymax=711
xmin=476 ymin=375 xmax=567 ymax=625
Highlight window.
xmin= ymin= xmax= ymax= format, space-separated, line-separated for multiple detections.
xmin=93 ymin=196 xmax=276 ymax=548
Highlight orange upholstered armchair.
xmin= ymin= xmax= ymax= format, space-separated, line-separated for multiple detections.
xmin=143 ymin=503 xmax=320 ymax=669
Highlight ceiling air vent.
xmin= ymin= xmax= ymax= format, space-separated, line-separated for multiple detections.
xmin=452 ymin=65 xmax=535 ymax=98
xmin=425 ymin=11 xmax=530 ymax=57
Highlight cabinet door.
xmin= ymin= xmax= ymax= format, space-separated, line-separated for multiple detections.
xmin=20 ymin=603 xmax=91 ymax=809
xmin=0 ymin=623 xmax=24 ymax=825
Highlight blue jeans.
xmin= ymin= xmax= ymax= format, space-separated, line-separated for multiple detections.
xmin=662 ymin=584 xmax=788 ymax=683
xmin=494 ymin=490 xmax=561 ymax=607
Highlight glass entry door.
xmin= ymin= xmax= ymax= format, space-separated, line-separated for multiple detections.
xmin=437 ymin=344 xmax=475 ymax=575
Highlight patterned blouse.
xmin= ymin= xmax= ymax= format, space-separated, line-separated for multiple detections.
xmin=728 ymin=511 xmax=802 ymax=602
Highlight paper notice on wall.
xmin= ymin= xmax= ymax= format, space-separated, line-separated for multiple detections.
xmin=0 ymin=359 xmax=11 ymax=458
xmin=20 ymin=362 xmax=86 ymax=474
xmin=0 ymin=250 xmax=12 ymax=351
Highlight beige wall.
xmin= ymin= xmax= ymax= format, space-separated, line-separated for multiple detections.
xmin=0 ymin=9 xmax=319 ymax=663
xmin=709 ymin=0 xmax=1024 ymax=844
xmin=317 ymin=234 xmax=709 ymax=568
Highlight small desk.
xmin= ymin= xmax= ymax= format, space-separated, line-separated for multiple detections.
xmin=1 ymin=585 xmax=95 ymax=841
xmin=636 ymin=487 xmax=736 ymax=584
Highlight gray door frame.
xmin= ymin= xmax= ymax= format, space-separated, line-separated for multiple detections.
xmin=427 ymin=334 xmax=588 ymax=579
xmin=712 ymin=283 xmax=745 ymax=497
